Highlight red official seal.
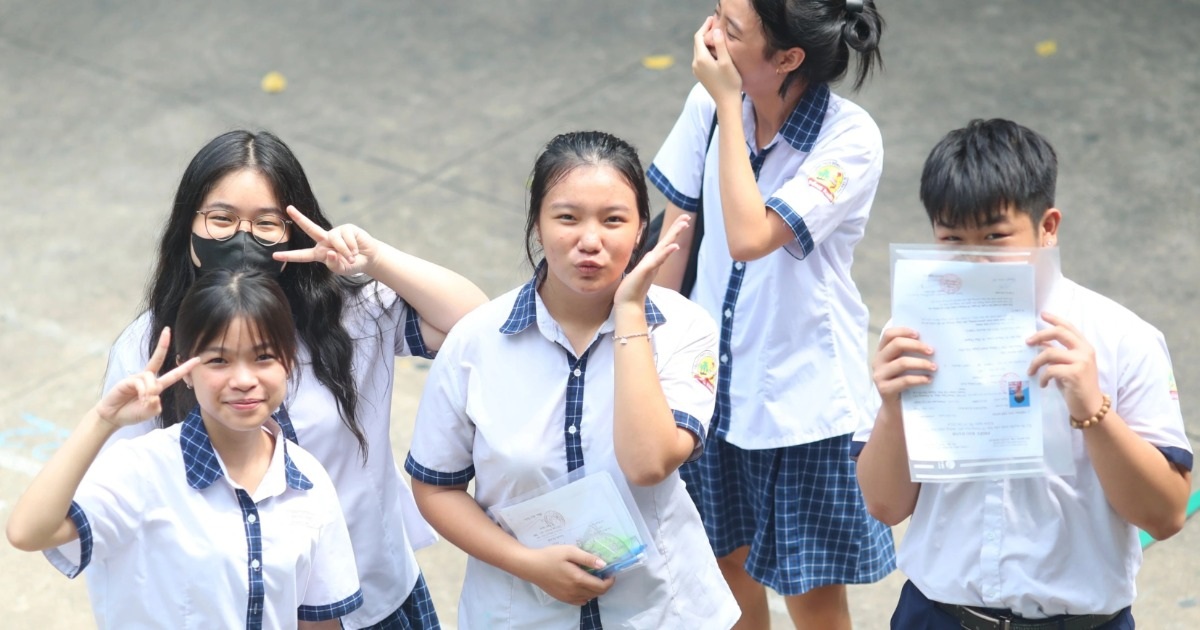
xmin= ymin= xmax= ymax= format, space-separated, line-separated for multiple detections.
xmin=939 ymin=274 xmax=962 ymax=294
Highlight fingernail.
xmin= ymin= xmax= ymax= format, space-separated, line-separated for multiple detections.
xmin=595 ymin=559 xmax=607 ymax=569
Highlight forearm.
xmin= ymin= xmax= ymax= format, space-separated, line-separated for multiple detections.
xmin=611 ymin=304 xmax=695 ymax=486
xmin=855 ymin=401 xmax=921 ymax=526
xmin=1083 ymin=411 xmax=1191 ymax=539
xmin=7 ymin=408 xmax=116 ymax=551
xmin=364 ymin=242 xmax=487 ymax=349
xmin=411 ymin=482 xmax=537 ymax=581
xmin=650 ymin=204 xmax=692 ymax=292
xmin=714 ymin=100 xmax=786 ymax=261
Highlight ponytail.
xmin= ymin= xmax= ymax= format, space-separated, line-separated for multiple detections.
xmin=753 ymin=0 xmax=885 ymax=96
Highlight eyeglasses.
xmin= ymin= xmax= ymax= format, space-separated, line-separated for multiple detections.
xmin=195 ymin=209 xmax=292 ymax=246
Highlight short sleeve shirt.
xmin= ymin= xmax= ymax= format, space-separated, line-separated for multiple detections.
xmin=46 ymin=410 xmax=361 ymax=629
xmin=101 ymin=280 xmax=436 ymax=628
xmin=851 ymin=276 xmax=1193 ymax=617
xmin=649 ymin=82 xmax=883 ymax=448
xmin=406 ymin=280 xmax=740 ymax=630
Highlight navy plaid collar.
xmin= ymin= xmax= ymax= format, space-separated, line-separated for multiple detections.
xmin=180 ymin=407 xmax=313 ymax=491
xmin=777 ymin=82 xmax=830 ymax=153
xmin=499 ymin=265 xmax=666 ymax=335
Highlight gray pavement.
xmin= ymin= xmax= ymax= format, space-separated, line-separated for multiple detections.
xmin=1 ymin=1 xmax=1198 ymax=628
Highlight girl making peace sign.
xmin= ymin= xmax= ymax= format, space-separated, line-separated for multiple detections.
xmin=7 ymin=270 xmax=363 ymax=629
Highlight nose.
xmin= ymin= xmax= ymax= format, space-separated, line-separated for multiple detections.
xmin=235 ymin=218 xmax=254 ymax=233
xmin=228 ymin=361 xmax=257 ymax=390
xmin=578 ymin=224 xmax=602 ymax=252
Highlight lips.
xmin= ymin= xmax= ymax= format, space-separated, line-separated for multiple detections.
xmin=576 ymin=260 xmax=603 ymax=274
xmin=226 ymin=399 xmax=263 ymax=411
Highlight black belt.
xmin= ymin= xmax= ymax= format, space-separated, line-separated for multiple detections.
xmin=934 ymin=602 xmax=1120 ymax=630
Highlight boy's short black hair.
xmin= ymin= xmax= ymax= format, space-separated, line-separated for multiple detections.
xmin=920 ymin=119 xmax=1057 ymax=228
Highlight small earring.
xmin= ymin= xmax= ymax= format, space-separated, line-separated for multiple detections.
xmin=185 ymin=382 xmax=193 ymax=390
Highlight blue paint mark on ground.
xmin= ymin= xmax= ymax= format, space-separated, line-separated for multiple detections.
xmin=0 ymin=414 xmax=71 ymax=462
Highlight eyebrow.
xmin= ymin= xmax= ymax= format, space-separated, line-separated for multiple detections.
xmin=200 ymin=342 xmax=273 ymax=355
xmin=203 ymin=202 xmax=283 ymax=215
xmin=720 ymin=2 xmax=744 ymax=37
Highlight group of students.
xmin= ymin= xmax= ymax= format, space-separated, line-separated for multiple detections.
xmin=5 ymin=1 xmax=1191 ymax=629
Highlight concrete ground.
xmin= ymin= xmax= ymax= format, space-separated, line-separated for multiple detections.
xmin=1 ymin=0 xmax=1197 ymax=628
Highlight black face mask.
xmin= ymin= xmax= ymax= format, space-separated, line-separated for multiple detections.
xmin=191 ymin=231 xmax=288 ymax=276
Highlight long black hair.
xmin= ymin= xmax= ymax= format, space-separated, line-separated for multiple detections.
xmin=752 ymin=0 xmax=885 ymax=97
xmin=172 ymin=270 xmax=298 ymax=420
xmin=523 ymin=131 xmax=651 ymax=274
xmin=143 ymin=130 xmax=369 ymax=457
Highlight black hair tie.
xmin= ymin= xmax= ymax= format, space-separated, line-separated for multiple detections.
xmin=845 ymin=0 xmax=864 ymax=14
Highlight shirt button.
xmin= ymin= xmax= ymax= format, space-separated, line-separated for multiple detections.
xmin=247 ymin=513 xmax=257 ymax=524
xmin=568 ymin=425 xmax=577 ymax=435
xmin=250 ymin=559 xmax=261 ymax=570
xmin=724 ymin=309 xmax=732 ymax=319
xmin=985 ymin=531 xmax=996 ymax=542
xmin=572 ymin=368 xmax=582 ymax=377
xmin=734 ymin=262 xmax=744 ymax=271
xmin=720 ymin=354 xmax=729 ymax=364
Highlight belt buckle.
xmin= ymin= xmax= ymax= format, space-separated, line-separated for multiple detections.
xmin=961 ymin=606 xmax=1014 ymax=630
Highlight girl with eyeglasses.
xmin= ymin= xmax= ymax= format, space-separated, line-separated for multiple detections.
xmin=98 ymin=130 xmax=487 ymax=629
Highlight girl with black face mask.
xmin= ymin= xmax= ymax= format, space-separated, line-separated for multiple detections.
xmin=100 ymin=130 xmax=487 ymax=630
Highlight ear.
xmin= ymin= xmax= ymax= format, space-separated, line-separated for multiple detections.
xmin=775 ymin=47 xmax=805 ymax=74
xmin=1039 ymin=208 xmax=1061 ymax=246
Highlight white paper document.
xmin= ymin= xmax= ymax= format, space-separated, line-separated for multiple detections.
xmin=491 ymin=471 xmax=647 ymax=580
xmin=892 ymin=257 xmax=1046 ymax=481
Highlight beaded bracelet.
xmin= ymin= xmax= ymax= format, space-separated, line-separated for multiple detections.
xmin=1070 ymin=393 xmax=1111 ymax=429
xmin=613 ymin=331 xmax=651 ymax=345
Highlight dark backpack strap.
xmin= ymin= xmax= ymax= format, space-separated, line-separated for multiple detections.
xmin=679 ymin=111 xmax=720 ymax=297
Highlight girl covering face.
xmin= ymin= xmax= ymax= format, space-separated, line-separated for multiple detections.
xmin=6 ymin=270 xmax=362 ymax=629
xmin=407 ymin=131 xmax=739 ymax=629
xmin=649 ymin=1 xmax=894 ymax=628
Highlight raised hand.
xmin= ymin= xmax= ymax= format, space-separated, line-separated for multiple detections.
xmin=273 ymin=206 xmax=379 ymax=276
xmin=614 ymin=214 xmax=690 ymax=307
xmin=692 ymin=16 xmax=743 ymax=105
xmin=523 ymin=545 xmax=616 ymax=606
xmin=95 ymin=327 xmax=199 ymax=428
xmin=871 ymin=327 xmax=936 ymax=405
xmin=1027 ymin=312 xmax=1104 ymax=421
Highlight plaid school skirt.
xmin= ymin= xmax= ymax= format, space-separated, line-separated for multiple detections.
xmin=680 ymin=433 xmax=896 ymax=595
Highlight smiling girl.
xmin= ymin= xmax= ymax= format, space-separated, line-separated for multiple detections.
xmin=7 ymin=270 xmax=361 ymax=629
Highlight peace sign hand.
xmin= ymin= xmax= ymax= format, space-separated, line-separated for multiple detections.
xmin=95 ymin=328 xmax=199 ymax=428
xmin=272 ymin=206 xmax=380 ymax=276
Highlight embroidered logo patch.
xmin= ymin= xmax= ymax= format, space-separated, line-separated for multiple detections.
xmin=1169 ymin=372 xmax=1178 ymax=401
xmin=693 ymin=351 xmax=717 ymax=393
xmin=807 ymin=161 xmax=847 ymax=203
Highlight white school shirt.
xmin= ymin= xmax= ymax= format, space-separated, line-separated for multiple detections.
xmin=102 ymin=281 xmax=437 ymax=628
xmin=851 ymin=276 xmax=1193 ymax=617
xmin=649 ymin=82 xmax=882 ymax=449
xmin=46 ymin=409 xmax=362 ymax=629
xmin=406 ymin=280 xmax=740 ymax=630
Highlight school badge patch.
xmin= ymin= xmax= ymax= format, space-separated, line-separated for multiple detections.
xmin=693 ymin=351 xmax=717 ymax=393
xmin=808 ymin=161 xmax=847 ymax=203
xmin=1169 ymin=371 xmax=1179 ymax=400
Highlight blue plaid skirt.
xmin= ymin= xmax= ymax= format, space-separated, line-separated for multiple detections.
xmin=680 ymin=433 xmax=896 ymax=595
xmin=354 ymin=572 xmax=439 ymax=629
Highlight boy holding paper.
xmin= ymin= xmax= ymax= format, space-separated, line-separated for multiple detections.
xmin=853 ymin=118 xmax=1192 ymax=629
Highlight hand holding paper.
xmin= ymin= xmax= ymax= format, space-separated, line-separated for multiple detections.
xmin=1027 ymin=312 xmax=1105 ymax=421
xmin=518 ymin=545 xmax=615 ymax=606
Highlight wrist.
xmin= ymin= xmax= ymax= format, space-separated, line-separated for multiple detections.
xmin=85 ymin=407 xmax=123 ymax=435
